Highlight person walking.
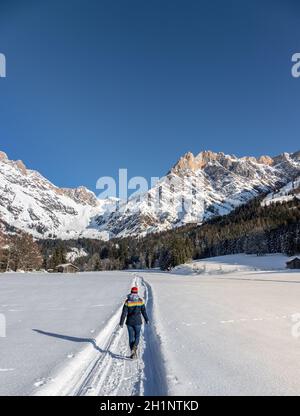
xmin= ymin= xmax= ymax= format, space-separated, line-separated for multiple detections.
xmin=119 ymin=286 xmax=149 ymax=359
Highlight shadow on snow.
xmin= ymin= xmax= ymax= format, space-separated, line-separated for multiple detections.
xmin=32 ymin=329 xmax=131 ymax=361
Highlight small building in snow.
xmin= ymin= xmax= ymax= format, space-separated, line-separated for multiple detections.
xmin=286 ymin=257 xmax=300 ymax=270
xmin=55 ymin=263 xmax=79 ymax=273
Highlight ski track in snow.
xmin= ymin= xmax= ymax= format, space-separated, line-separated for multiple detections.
xmin=34 ymin=275 xmax=167 ymax=396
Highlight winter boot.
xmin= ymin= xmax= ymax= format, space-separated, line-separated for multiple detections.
xmin=130 ymin=345 xmax=137 ymax=359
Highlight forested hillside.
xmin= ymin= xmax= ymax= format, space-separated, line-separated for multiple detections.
xmin=39 ymin=196 xmax=300 ymax=271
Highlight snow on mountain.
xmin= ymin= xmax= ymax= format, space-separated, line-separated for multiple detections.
xmin=95 ymin=150 xmax=300 ymax=238
xmin=0 ymin=149 xmax=299 ymax=240
xmin=0 ymin=151 xmax=113 ymax=240
xmin=262 ymin=176 xmax=300 ymax=206
xmin=66 ymin=247 xmax=88 ymax=262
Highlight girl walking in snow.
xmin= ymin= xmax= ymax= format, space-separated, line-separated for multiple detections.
xmin=119 ymin=286 xmax=149 ymax=359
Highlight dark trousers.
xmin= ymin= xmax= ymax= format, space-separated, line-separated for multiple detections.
xmin=127 ymin=324 xmax=142 ymax=350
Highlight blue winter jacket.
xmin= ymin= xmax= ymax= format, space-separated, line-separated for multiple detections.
xmin=120 ymin=294 xmax=149 ymax=326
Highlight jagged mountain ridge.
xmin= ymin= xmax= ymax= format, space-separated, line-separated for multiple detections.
xmin=94 ymin=150 xmax=300 ymax=237
xmin=0 ymin=151 xmax=112 ymax=240
xmin=262 ymin=175 xmax=300 ymax=206
xmin=0 ymin=149 xmax=299 ymax=240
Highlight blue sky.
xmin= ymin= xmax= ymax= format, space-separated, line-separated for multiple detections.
xmin=0 ymin=0 xmax=300 ymax=192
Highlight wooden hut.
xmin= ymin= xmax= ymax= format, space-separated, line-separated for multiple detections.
xmin=55 ymin=263 xmax=79 ymax=273
xmin=286 ymin=257 xmax=300 ymax=270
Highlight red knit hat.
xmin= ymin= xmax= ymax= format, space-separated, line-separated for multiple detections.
xmin=131 ymin=286 xmax=138 ymax=293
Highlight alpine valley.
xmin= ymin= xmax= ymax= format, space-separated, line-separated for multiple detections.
xmin=0 ymin=149 xmax=300 ymax=241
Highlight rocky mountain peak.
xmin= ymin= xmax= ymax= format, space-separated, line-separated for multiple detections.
xmin=0 ymin=151 xmax=8 ymax=161
xmin=195 ymin=150 xmax=227 ymax=168
xmin=15 ymin=160 xmax=27 ymax=175
xmin=173 ymin=151 xmax=282 ymax=171
xmin=172 ymin=150 xmax=229 ymax=173
xmin=172 ymin=152 xmax=196 ymax=172
xmin=0 ymin=148 xmax=299 ymax=240
xmin=0 ymin=152 xmax=28 ymax=175
xmin=257 ymin=155 xmax=273 ymax=165
xmin=0 ymin=151 xmax=104 ymax=240
xmin=61 ymin=186 xmax=99 ymax=207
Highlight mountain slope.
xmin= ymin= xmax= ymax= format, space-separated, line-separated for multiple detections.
xmin=0 ymin=151 xmax=112 ymax=240
xmin=0 ymin=149 xmax=299 ymax=240
xmin=95 ymin=150 xmax=300 ymax=237
xmin=262 ymin=176 xmax=300 ymax=206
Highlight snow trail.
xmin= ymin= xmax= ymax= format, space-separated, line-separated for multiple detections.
xmin=141 ymin=279 xmax=168 ymax=395
xmin=34 ymin=274 xmax=166 ymax=396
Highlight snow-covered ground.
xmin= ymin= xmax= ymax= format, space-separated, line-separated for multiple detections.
xmin=172 ymin=253 xmax=291 ymax=275
xmin=143 ymin=255 xmax=300 ymax=395
xmin=0 ymin=272 xmax=133 ymax=395
xmin=1 ymin=255 xmax=300 ymax=396
xmin=0 ymin=271 xmax=164 ymax=396
xmin=33 ymin=274 xmax=166 ymax=397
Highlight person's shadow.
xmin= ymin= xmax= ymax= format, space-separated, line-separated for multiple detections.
xmin=32 ymin=329 xmax=130 ymax=360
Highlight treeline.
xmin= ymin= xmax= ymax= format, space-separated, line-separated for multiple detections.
xmin=189 ymin=197 xmax=300 ymax=259
xmin=39 ymin=196 xmax=300 ymax=271
xmin=1 ymin=196 xmax=299 ymax=273
xmin=0 ymin=231 xmax=43 ymax=272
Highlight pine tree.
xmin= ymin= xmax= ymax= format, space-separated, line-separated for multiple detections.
xmin=0 ymin=230 xmax=9 ymax=272
xmin=88 ymin=253 xmax=101 ymax=271
xmin=159 ymin=236 xmax=192 ymax=270
xmin=48 ymin=246 xmax=67 ymax=269
xmin=9 ymin=233 xmax=43 ymax=271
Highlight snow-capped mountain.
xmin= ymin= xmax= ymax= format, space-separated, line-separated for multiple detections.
xmin=0 ymin=149 xmax=299 ymax=240
xmin=262 ymin=175 xmax=300 ymax=206
xmin=0 ymin=151 xmax=113 ymax=240
xmin=95 ymin=150 xmax=300 ymax=237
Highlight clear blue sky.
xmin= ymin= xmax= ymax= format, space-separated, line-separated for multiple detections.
xmin=0 ymin=0 xmax=300 ymax=192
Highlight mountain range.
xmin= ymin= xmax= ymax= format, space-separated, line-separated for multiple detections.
xmin=0 ymin=149 xmax=299 ymax=240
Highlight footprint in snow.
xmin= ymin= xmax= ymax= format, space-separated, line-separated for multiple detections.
xmin=167 ymin=375 xmax=179 ymax=385
xmin=34 ymin=377 xmax=53 ymax=387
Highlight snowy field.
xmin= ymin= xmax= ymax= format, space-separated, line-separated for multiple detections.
xmin=0 ymin=272 xmax=133 ymax=395
xmin=143 ymin=254 xmax=300 ymax=395
xmin=1 ymin=254 xmax=300 ymax=396
xmin=172 ymin=253 xmax=290 ymax=275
